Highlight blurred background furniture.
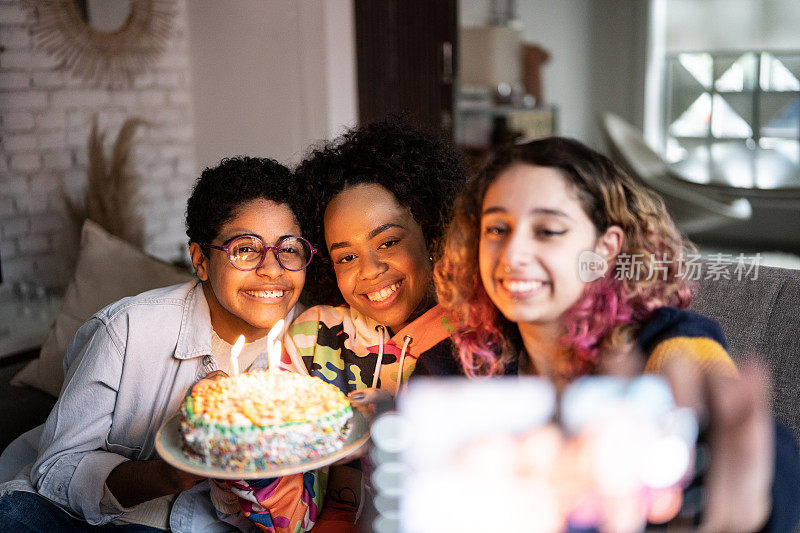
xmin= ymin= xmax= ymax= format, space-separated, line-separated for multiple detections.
xmin=669 ymin=140 xmax=800 ymax=190
xmin=0 ymin=288 xmax=61 ymax=362
xmin=602 ymin=112 xmax=753 ymax=235
xmin=0 ymin=221 xmax=192 ymax=452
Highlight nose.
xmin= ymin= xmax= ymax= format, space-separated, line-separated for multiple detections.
xmin=500 ymin=227 xmax=533 ymax=271
xmin=255 ymin=249 xmax=283 ymax=278
xmin=359 ymin=250 xmax=389 ymax=280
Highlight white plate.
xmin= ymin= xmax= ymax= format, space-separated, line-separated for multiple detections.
xmin=155 ymin=410 xmax=369 ymax=479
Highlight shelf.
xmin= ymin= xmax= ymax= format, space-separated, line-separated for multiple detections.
xmin=0 ymin=294 xmax=61 ymax=359
xmin=455 ymin=104 xmax=557 ymax=150
xmin=456 ymin=103 xmax=556 ymax=116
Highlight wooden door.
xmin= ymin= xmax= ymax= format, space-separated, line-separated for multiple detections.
xmin=354 ymin=0 xmax=457 ymax=136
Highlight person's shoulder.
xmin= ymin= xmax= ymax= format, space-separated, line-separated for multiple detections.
xmin=94 ymin=281 xmax=198 ymax=324
xmin=413 ymin=337 xmax=464 ymax=378
xmin=636 ymin=306 xmax=727 ymax=354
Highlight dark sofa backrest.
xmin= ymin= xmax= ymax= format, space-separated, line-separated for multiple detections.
xmin=692 ymin=264 xmax=800 ymax=439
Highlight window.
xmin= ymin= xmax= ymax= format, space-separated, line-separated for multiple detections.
xmin=663 ymin=51 xmax=800 ymax=187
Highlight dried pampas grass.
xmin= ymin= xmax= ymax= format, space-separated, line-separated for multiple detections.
xmin=65 ymin=116 xmax=148 ymax=248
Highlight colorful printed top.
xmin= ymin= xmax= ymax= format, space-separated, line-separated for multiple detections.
xmin=236 ymin=304 xmax=458 ymax=532
xmin=283 ymin=304 xmax=459 ymax=394
xmin=228 ymin=473 xmax=324 ymax=533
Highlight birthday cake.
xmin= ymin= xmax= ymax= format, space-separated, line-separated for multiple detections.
xmin=179 ymin=370 xmax=353 ymax=471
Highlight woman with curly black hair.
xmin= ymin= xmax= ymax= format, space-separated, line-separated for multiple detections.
xmin=242 ymin=118 xmax=466 ymax=529
xmin=298 ymin=117 xmax=465 ymax=310
xmin=288 ymin=117 xmax=466 ymax=385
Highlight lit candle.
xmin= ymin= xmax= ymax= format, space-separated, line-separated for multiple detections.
xmin=267 ymin=318 xmax=285 ymax=371
xmin=231 ymin=334 xmax=245 ymax=379
xmin=273 ymin=338 xmax=283 ymax=370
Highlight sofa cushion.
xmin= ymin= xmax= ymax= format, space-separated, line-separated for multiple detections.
xmin=11 ymin=220 xmax=193 ymax=397
xmin=693 ymin=264 xmax=800 ymax=439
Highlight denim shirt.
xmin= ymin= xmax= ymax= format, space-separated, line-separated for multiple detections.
xmin=0 ymin=281 xmax=300 ymax=531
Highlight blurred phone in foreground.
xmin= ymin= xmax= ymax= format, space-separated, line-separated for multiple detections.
xmin=367 ymin=376 xmax=701 ymax=533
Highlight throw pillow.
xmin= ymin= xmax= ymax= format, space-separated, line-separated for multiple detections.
xmin=12 ymin=220 xmax=194 ymax=397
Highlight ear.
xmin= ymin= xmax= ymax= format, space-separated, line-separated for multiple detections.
xmin=594 ymin=225 xmax=624 ymax=262
xmin=189 ymin=242 xmax=210 ymax=282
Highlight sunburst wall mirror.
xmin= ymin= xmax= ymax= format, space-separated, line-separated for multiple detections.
xmin=24 ymin=0 xmax=175 ymax=87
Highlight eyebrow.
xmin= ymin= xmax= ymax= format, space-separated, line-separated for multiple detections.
xmin=482 ymin=206 xmax=573 ymax=219
xmin=221 ymin=231 xmax=295 ymax=244
xmin=328 ymin=223 xmax=406 ymax=252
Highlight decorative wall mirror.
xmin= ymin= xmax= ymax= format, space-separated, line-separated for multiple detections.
xmin=24 ymin=0 xmax=175 ymax=87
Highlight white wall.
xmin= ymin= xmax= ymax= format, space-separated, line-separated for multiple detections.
xmin=0 ymin=0 xmax=197 ymax=291
xmin=666 ymin=0 xmax=800 ymax=53
xmin=514 ymin=1 xmax=594 ymax=144
xmin=186 ymin=0 xmax=357 ymax=170
xmin=1 ymin=0 xmax=358 ymax=293
xmin=588 ymin=0 xmax=649 ymax=146
xmin=322 ymin=0 xmax=358 ymax=141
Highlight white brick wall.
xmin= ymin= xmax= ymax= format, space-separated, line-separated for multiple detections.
xmin=0 ymin=0 xmax=196 ymax=293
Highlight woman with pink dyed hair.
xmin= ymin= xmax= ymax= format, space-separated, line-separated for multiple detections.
xmin=436 ymin=136 xmax=726 ymax=382
xmin=434 ymin=137 xmax=799 ymax=532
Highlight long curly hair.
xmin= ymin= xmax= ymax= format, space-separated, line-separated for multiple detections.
xmin=296 ymin=117 xmax=465 ymax=306
xmin=435 ymin=137 xmax=693 ymax=378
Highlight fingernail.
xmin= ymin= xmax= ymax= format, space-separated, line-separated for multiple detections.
xmin=350 ymin=392 xmax=365 ymax=400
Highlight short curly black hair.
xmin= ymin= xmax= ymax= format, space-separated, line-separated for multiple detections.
xmin=296 ymin=117 xmax=466 ymax=306
xmin=185 ymin=156 xmax=311 ymax=250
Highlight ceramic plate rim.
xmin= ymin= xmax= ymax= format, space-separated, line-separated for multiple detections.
xmin=155 ymin=410 xmax=369 ymax=479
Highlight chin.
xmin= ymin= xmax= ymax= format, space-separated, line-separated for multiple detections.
xmin=252 ymin=311 xmax=289 ymax=329
xmin=498 ymin=305 xmax=543 ymax=325
xmin=369 ymin=311 xmax=405 ymax=331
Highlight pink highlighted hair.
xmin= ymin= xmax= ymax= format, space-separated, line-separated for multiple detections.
xmin=435 ymin=137 xmax=693 ymax=378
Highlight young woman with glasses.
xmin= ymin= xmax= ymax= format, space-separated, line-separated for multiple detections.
xmin=0 ymin=156 xmax=317 ymax=532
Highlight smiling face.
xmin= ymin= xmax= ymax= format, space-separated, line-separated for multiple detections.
xmin=324 ymin=183 xmax=432 ymax=332
xmin=479 ymin=164 xmax=613 ymax=331
xmin=190 ymin=198 xmax=305 ymax=343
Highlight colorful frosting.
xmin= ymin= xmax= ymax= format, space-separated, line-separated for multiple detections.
xmin=180 ymin=370 xmax=353 ymax=471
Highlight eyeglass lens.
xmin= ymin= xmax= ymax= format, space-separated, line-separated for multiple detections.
xmin=228 ymin=236 xmax=311 ymax=271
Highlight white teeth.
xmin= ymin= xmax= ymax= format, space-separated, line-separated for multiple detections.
xmin=245 ymin=290 xmax=284 ymax=298
xmin=502 ymin=280 xmax=544 ymax=293
xmin=366 ymin=282 xmax=401 ymax=302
